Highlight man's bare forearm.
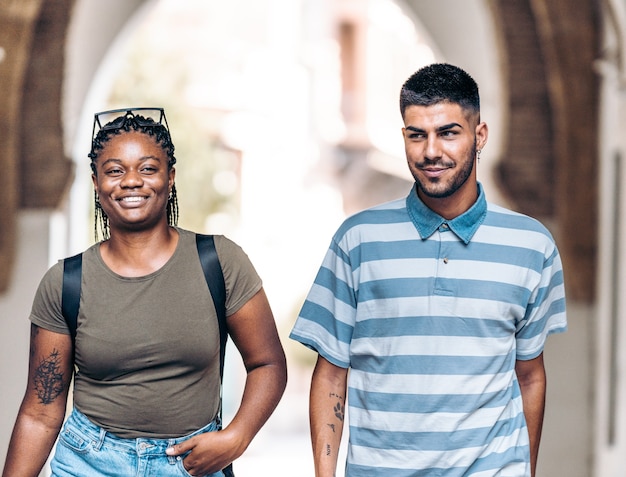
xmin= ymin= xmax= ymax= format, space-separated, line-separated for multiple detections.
xmin=310 ymin=356 xmax=348 ymax=477
xmin=516 ymin=354 xmax=547 ymax=477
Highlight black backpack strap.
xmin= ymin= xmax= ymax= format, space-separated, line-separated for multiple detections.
xmin=195 ymin=234 xmax=234 ymax=477
xmin=195 ymin=234 xmax=227 ymax=376
xmin=61 ymin=253 xmax=83 ymax=341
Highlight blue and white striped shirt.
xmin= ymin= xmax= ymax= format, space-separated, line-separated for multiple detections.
xmin=290 ymin=183 xmax=567 ymax=476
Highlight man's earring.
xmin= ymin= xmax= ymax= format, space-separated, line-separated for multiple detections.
xmin=477 ymin=149 xmax=482 ymax=163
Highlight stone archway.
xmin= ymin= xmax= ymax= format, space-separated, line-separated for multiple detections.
xmin=489 ymin=0 xmax=600 ymax=304
xmin=0 ymin=0 xmax=74 ymax=292
xmin=0 ymin=0 xmax=601 ymax=300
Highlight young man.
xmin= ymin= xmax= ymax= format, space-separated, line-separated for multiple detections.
xmin=290 ymin=63 xmax=567 ymax=477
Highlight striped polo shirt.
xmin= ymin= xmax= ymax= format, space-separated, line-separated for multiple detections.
xmin=290 ymin=183 xmax=567 ymax=477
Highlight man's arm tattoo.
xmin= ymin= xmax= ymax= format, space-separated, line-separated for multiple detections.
xmin=325 ymin=391 xmax=345 ymax=438
xmin=333 ymin=401 xmax=344 ymax=421
xmin=329 ymin=392 xmax=345 ymax=422
xmin=33 ymin=349 xmax=65 ymax=404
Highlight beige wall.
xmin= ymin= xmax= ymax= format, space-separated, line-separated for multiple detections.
xmin=594 ymin=1 xmax=626 ymax=473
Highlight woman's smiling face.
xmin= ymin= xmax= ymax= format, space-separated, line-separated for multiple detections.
xmin=91 ymin=131 xmax=175 ymax=234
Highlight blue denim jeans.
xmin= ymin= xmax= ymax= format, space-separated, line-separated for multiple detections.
xmin=50 ymin=408 xmax=224 ymax=477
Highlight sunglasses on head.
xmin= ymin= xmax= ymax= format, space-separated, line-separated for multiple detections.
xmin=91 ymin=107 xmax=169 ymax=143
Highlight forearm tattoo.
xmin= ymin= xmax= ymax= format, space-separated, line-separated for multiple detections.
xmin=33 ymin=349 xmax=65 ymax=404
xmin=324 ymin=391 xmax=345 ymax=461
xmin=330 ymin=392 xmax=345 ymax=422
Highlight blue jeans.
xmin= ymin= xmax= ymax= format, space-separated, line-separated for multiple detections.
xmin=50 ymin=408 xmax=224 ymax=477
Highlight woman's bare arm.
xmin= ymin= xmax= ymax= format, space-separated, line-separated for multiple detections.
xmin=2 ymin=325 xmax=73 ymax=477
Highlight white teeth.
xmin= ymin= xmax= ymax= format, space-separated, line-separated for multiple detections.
xmin=120 ymin=196 xmax=144 ymax=202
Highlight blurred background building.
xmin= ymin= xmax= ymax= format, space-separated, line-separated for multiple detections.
xmin=0 ymin=0 xmax=624 ymax=475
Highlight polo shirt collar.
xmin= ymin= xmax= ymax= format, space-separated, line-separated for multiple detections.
xmin=406 ymin=182 xmax=487 ymax=245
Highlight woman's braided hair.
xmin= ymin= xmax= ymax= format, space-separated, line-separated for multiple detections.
xmin=88 ymin=112 xmax=179 ymax=241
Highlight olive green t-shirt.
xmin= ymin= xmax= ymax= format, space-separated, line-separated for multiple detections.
xmin=29 ymin=229 xmax=262 ymax=438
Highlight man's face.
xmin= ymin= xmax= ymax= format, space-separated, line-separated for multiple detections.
xmin=402 ymin=102 xmax=487 ymax=217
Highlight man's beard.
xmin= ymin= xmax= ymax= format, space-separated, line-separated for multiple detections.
xmin=413 ymin=140 xmax=476 ymax=199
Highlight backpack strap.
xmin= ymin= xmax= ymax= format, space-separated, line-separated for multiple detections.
xmin=195 ymin=234 xmax=227 ymax=377
xmin=61 ymin=252 xmax=83 ymax=341
xmin=195 ymin=233 xmax=234 ymax=477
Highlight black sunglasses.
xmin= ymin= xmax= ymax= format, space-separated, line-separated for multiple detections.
xmin=91 ymin=107 xmax=169 ymax=142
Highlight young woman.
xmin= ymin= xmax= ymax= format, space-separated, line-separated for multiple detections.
xmin=2 ymin=108 xmax=287 ymax=477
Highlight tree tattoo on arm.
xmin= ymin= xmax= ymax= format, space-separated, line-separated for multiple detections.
xmin=33 ymin=349 xmax=65 ymax=404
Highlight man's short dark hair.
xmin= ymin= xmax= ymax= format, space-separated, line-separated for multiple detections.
xmin=399 ymin=63 xmax=480 ymax=119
